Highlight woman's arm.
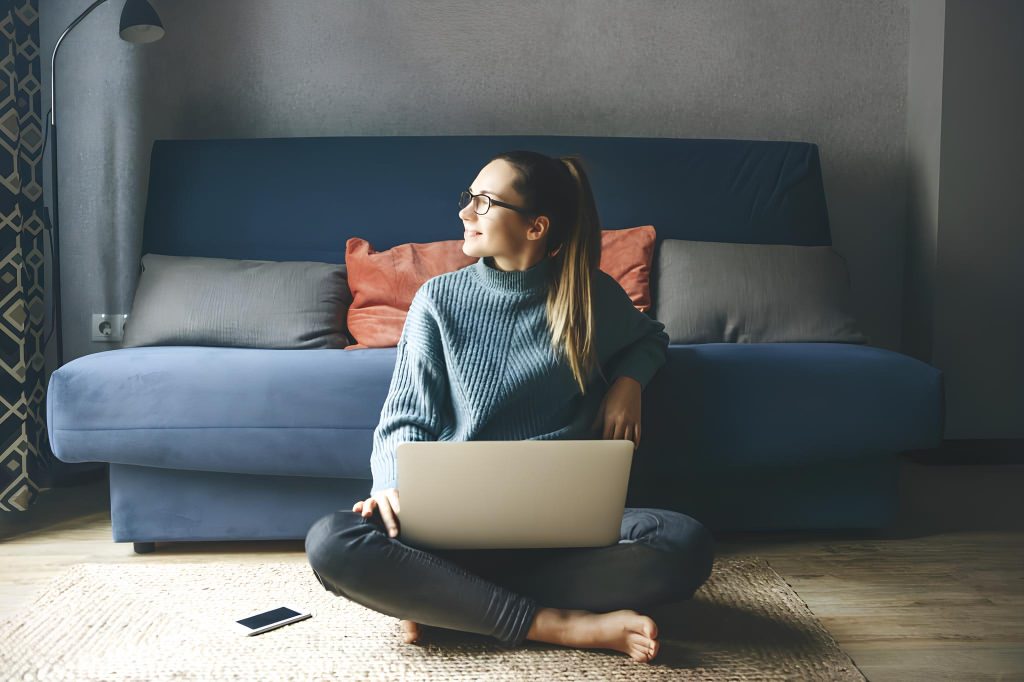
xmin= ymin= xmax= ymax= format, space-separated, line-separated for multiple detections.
xmin=597 ymin=272 xmax=670 ymax=390
xmin=605 ymin=322 xmax=670 ymax=390
xmin=590 ymin=272 xmax=670 ymax=448
xmin=368 ymin=289 xmax=449 ymax=495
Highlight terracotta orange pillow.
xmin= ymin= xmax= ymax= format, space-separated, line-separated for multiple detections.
xmin=344 ymin=237 xmax=476 ymax=349
xmin=599 ymin=225 xmax=656 ymax=313
xmin=343 ymin=226 xmax=657 ymax=349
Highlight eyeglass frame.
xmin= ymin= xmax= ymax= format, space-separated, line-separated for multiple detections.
xmin=459 ymin=189 xmax=537 ymax=217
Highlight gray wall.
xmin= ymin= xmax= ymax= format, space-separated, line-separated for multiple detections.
xmin=903 ymin=0 xmax=1024 ymax=439
xmin=930 ymin=0 xmax=1023 ymax=438
xmin=902 ymin=0 xmax=944 ymax=366
xmin=39 ymin=0 xmax=910 ymax=365
xmin=41 ymin=1 xmax=1017 ymax=438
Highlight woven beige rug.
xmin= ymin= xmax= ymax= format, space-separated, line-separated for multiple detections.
xmin=0 ymin=556 xmax=864 ymax=681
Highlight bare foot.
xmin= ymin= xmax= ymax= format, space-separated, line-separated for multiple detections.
xmin=528 ymin=608 xmax=660 ymax=663
xmin=399 ymin=619 xmax=420 ymax=644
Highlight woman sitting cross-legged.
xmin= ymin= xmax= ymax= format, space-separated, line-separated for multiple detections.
xmin=305 ymin=150 xmax=715 ymax=664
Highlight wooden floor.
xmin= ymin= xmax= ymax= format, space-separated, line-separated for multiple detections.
xmin=2 ymin=458 xmax=1022 ymax=681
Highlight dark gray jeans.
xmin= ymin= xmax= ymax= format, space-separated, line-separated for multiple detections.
xmin=305 ymin=506 xmax=715 ymax=648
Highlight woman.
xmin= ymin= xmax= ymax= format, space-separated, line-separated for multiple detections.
xmin=305 ymin=151 xmax=715 ymax=664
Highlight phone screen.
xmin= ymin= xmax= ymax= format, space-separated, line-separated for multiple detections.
xmin=237 ymin=607 xmax=302 ymax=630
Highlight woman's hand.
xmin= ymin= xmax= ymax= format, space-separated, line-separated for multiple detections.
xmin=352 ymin=488 xmax=401 ymax=538
xmin=591 ymin=376 xmax=643 ymax=450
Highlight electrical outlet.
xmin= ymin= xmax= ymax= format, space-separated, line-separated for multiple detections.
xmin=92 ymin=313 xmax=129 ymax=342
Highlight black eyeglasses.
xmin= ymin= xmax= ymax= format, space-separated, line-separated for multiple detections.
xmin=459 ymin=189 xmax=535 ymax=217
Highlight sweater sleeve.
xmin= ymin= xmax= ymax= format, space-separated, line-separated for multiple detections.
xmin=596 ymin=272 xmax=670 ymax=391
xmin=368 ymin=288 xmax=449 ymax=495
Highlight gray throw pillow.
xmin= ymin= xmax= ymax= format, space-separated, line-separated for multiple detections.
xmin=654 ymin=239 xmax=868 ymax=344
xmin=122 ymin=253 xmax=352 ymax=349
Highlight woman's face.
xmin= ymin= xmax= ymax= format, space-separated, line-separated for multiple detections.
xmin=460 ymin=159 xmax=548 ymax=264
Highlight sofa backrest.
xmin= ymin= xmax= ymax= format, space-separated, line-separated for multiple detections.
xmin=141 ymin=134 xmax=831 ymax=266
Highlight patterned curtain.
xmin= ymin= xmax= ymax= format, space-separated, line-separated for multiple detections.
xmin=0 ymin=0 xmax=53 ymax=512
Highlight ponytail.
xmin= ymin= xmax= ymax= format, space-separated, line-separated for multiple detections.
xmin=545 ymin=156 xmax=606 ymax=395
xmin=488 ymin=151 xmax=607 ymax=395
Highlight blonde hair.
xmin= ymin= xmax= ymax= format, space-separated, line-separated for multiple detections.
xmin=489 ymin=151 xmax=606 ymax=395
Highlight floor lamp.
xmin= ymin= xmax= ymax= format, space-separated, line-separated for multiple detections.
xmin=47 ymin=0 xmax=165 ymax=368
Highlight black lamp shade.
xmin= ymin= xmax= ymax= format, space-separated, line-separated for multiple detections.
xmin=120 ymin=0 xmax=164 ymax=43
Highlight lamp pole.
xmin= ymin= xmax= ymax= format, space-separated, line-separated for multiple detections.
xmin=46 ymin=0 xmax=164 ymax=368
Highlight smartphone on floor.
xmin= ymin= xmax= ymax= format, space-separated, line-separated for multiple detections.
xmin=233 ymin=605 xmax=312 ymax=636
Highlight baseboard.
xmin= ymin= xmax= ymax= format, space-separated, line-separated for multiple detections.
xmin=903 ymin=438 xmax=1024 ymax=465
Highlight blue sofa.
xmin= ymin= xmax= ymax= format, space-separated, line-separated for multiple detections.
xmin=46 ymin=135 xmax=945 ymax=552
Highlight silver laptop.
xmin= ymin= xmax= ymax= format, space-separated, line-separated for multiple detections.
xmin=395 ymin=439 xmax=633 ymax=550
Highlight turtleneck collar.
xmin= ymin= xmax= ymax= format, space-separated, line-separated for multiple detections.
xmin=472 ymin=255 xmax=554 ymax=296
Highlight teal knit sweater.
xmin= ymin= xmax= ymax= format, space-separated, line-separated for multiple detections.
xmin=369 ymin=254 xmax=670 ymax=494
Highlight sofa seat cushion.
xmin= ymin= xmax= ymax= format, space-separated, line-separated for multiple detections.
xmin=645 ymin=342 xmax=945 ymax=470
xmin=47 ymin=346 xmax=398 ymax=479
xmin=47 ymin=342 xmax=945 ymax=482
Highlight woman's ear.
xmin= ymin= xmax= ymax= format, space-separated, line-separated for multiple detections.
xmin=528 ymin=215 xmax=550 ymax=241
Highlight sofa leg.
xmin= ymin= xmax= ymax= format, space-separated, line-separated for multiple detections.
xmin=133 ymin=542 xmax=156 ymax=554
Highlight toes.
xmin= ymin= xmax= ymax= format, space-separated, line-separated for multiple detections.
xmin=626 ymin=631 xmax=657 ymax=661
xmin=399 ymin=620 xmax=420 ymax=641
xmin=644 ymin=616 xmax=658 ymax=640
xmin=627 ymin=632 xmax=652 ymax=651
xmin=629 ymin=642 xmax=652 ymax=662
